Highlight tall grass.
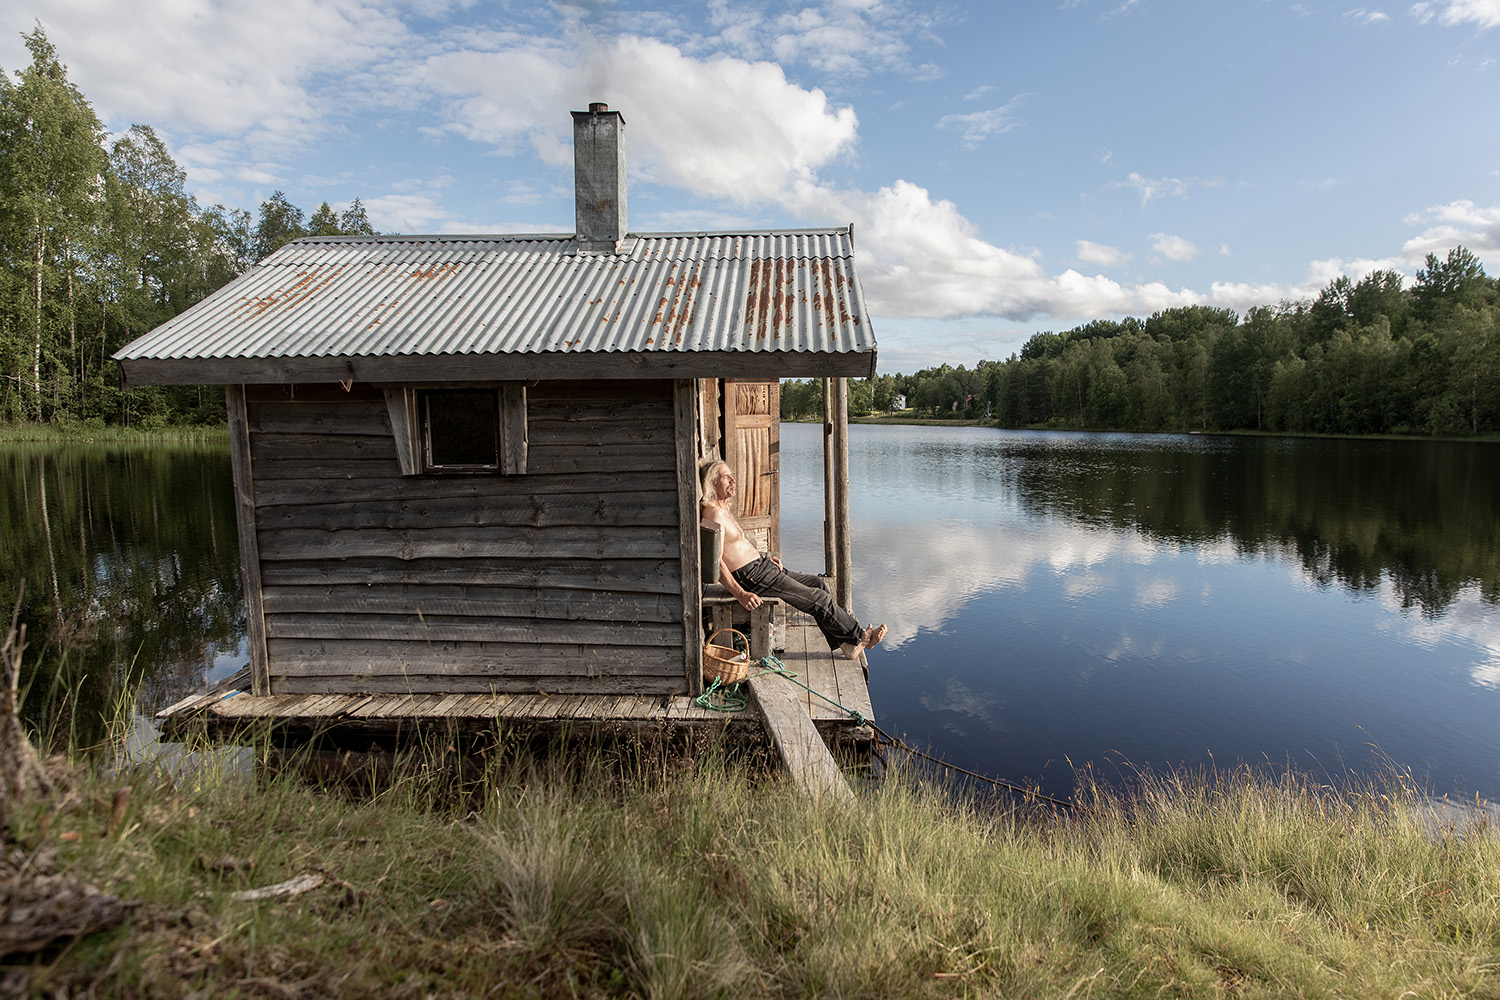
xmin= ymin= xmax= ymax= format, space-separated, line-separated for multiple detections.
xmin=0 ymin=421 xmax=227 ymax=443
xmin=7 ymin=724 xmax=1500 ymax=998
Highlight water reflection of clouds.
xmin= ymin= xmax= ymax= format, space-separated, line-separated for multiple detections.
xmin=1064 ymin=572 xmax=1112 ymax=600
xmin=847 ymin=506 xmax=1175 ymax=648
xmin=1101 ymin=632 xmax=1174 ymax=663
xmin=1378 ymin=582 xmax=1500 ymax=690
xmin=1133 ymin=577 xmax=1181 ymax=609
xmin=1193 ymin=539 xmax=1239 ymax=565
xmin=918 ymin=678 xmax=1004 ymax=736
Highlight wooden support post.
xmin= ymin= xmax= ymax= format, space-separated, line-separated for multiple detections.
xmin=709 ymin=604 xmax=735 ymax=639
xmin=673 ymin=379 xmax=704 ymax=695
xmin=822 ymin=377 xmax=835 ymax=578
xmin=723 ymin=377 xmax=739 ymax=485
xmin=832 ymin=376 xmax=852 ymax=612
xmin=747 ymin=672 xmax=854 ymax=805
xmin=226 ymin=385 xmax=270 ymax=696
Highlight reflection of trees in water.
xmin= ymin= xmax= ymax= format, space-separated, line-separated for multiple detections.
xmin=1009 ymin=437 xmax=1500 ymax=616
xmin=0 ymin=443 xmax=243 ymax=749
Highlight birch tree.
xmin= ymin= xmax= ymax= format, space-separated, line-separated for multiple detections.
xmin=0 ymin=27 xmax=105 ymax=420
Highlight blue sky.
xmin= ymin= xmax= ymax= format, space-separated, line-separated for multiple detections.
xmin=5 ymin=0 xmax=1499 ymax=372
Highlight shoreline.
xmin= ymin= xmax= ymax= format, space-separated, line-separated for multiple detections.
xmin=5 ymin=418 xmax=1497 ymax=445
xmin=0 ymin=423 xmax=229 ymax=444
xmin=787 ymin=414 xmax=1500 ymax=443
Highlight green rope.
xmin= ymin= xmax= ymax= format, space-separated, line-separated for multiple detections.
xmin=755 ymin=655 xmax=868 ymax=726
xmin=693 ymin=656 xmax=809 ymax=713
xmin=694 ymin=676 xmax=749 ymax=713
xmin=697 ymin=654 xmax=873 ymax=721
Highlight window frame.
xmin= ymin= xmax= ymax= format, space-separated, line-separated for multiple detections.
xmin=384 ymin=383 xmax=528 ymax=476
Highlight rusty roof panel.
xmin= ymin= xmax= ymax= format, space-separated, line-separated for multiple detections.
xmin=114 ymin=230 xmax=875 ymax=363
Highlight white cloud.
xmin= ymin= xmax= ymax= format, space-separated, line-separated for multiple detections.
xmin=1110 ymin=171 xmax=1190 ymax=206
xmin=794 ymin=179 xmax=1202 ymax=320
xmin=1411 ymin=0 xmax=1500 ymax=28
xmin=1401 ymin=200 xmax=1500 ymax=257
xmin=705 ymin=0 xmax=936 ymax=77
xmin=415 ymin=34 xmax=859 ymax=205
xmin=362 ymin=192 xmax=456 ymax=233
xmin=1344 ymin=8 xmax=1392 ymax=24
xmin=1149 ymin=232 xmax=1201 ymax=262
xmin=1061 ymin=0 xmax=1145 ymax=14
xmin=936 ymin=95 xmax=1028 ymax=148
xmin=1 ymin=0 xmax=411 ymax=149
xmin=1076 ymin=239 xmax=1130 ymax=266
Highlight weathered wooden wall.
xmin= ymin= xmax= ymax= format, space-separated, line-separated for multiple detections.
xmin=243 ymin=380 xmax=686 ymax=695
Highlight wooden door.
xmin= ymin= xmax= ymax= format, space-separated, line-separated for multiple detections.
xmin=721 ymin=379 xmax=780 ymax=555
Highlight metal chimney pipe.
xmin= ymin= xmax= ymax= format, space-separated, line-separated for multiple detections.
xmin=572 ymin=104 xmax=627 ymax=252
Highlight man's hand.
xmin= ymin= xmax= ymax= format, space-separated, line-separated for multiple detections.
xmin=736 ymin=590 xmax=763 ymax=611
xmin=770 ymin=555 xmax=783 ymax=569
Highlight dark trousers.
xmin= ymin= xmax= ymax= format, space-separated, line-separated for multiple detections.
xmin=731 ymin=556 xmax=863 ymax=650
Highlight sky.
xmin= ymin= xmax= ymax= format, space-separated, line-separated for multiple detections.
xmin=3 ymin=0 xmax=1499 ymax=373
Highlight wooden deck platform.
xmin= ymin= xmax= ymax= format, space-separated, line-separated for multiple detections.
xmin=157 ymin=611 xmax=875 ymax=750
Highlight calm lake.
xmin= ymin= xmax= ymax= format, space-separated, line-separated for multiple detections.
xmin=5 ymin=425 xmax=1499 ymax=800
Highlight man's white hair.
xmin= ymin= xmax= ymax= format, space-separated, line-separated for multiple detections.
xmin=701 ymin=460 xmax=729 ymax=505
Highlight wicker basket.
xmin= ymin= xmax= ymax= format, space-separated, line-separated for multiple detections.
xmin=703 ymin=628 xmax=750 ymax=684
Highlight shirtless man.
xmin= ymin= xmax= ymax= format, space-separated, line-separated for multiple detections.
xmin=700 ymin=460 xmax=886 ymax=661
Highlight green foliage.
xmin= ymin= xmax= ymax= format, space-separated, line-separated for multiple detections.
xmin=0 ymin=26 xmax=106 ymax=422
xmin=307 ymin=201 xmax=340 ymax=237
xmin=908 ymin=271 xmax=1500 ymax=436
xmin=0 ymin=26 xmax=385 ymax=429
xmin=251 ymin=191 xmax=306 ymax=261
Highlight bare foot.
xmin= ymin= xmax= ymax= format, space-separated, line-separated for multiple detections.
xmin=840 ymin=623 xmax=887 ymax=660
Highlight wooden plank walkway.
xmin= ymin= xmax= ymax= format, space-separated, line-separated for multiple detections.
xmin=748 ymin=670 xmax=853 ymax=804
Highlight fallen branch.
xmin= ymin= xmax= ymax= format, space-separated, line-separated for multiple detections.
xmin=224 ymin=873 xmax=325 ymax=902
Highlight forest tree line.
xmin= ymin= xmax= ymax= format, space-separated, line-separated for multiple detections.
xmin=0 ymin=28 xmax=377 ymax=426
xmin=786 ymin=247 xmax=1499 ymax=437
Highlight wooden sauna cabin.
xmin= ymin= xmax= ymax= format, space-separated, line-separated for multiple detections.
xmin=117 ymin=106 xmax=878 ymax=771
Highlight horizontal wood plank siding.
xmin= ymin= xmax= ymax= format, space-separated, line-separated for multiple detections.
xmin=273 ymin=675 xmax=683 ymax=695
xmin=248 ymin=380 xmax=686 ymax=695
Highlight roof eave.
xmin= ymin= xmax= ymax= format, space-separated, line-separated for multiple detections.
xmin=116 ymin=349 xmax=878 ymax=386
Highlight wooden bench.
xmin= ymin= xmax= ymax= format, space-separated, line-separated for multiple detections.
xmin=702 ymin=585 xmax=784 ymax=660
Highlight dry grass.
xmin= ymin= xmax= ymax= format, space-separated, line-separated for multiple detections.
xmin=4 ymin=733 xmax=1500 ymax=999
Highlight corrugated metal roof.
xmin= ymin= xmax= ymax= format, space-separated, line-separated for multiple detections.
xmin=115 ymin=229 xmax=875 ymax=363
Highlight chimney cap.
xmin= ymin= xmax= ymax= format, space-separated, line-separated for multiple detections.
xmin=588 ymin=101 xmax=609 ymax=114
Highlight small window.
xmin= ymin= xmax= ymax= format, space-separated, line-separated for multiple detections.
xmin=385 ymin=385 xmax=527 ymax=475
xmin=423 ymin=389 xmax=500 ymax=471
